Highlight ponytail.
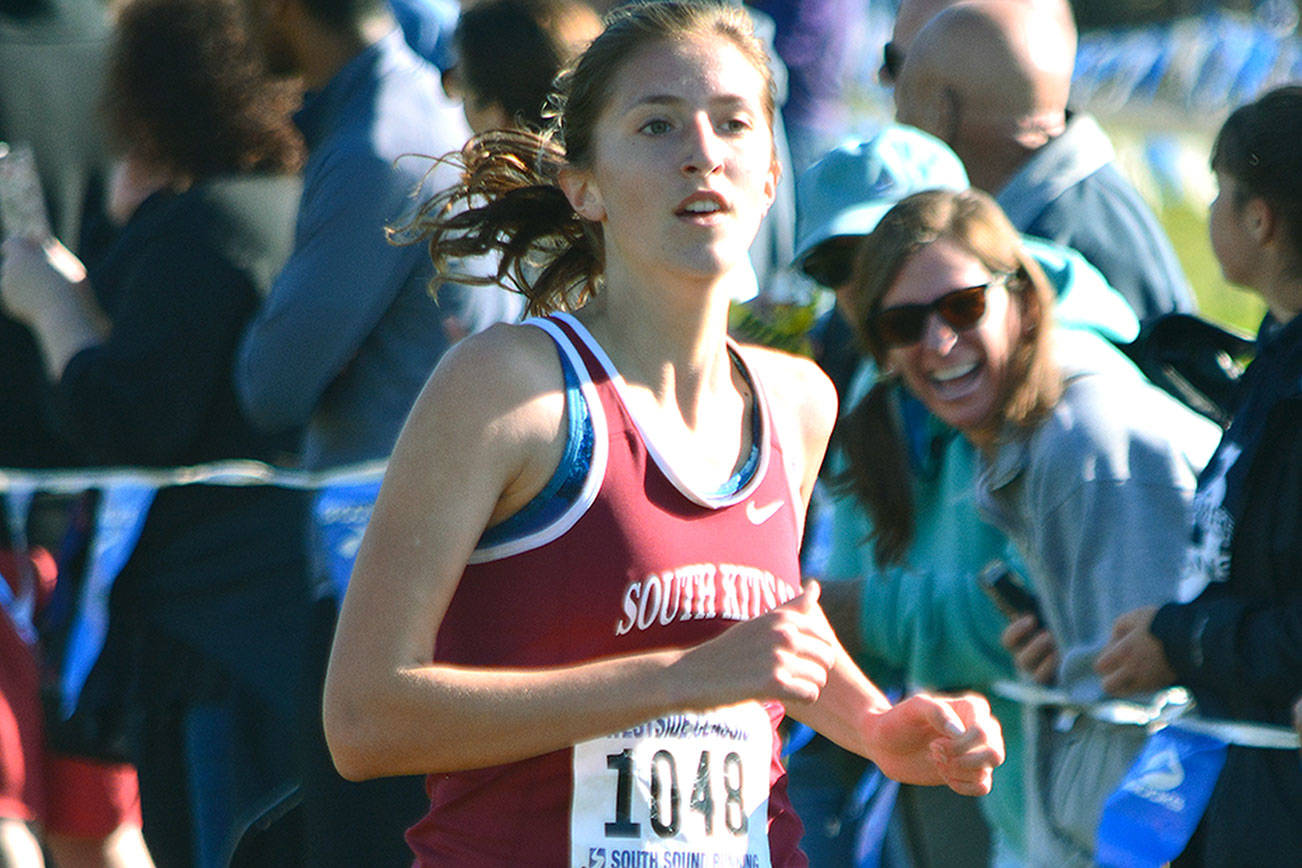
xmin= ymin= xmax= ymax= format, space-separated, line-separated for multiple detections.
xmin=391 ymin=128 xmax=603 ymax=315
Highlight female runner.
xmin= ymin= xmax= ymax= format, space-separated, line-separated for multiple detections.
xmin=322 ymin=3 xmax=1004 ymax=865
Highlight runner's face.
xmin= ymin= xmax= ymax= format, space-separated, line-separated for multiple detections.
xmin=564 ymin=36 xmax=778 ymax=284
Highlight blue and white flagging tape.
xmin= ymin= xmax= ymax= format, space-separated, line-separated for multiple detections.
xmin=0 ymin=459 xmax=386 ymax=716
xmin=993 ymin=679 xmax=1299 ymax=751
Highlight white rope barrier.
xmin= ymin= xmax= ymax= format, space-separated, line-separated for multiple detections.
xmin=993 ymin=679 xmax=1300 ymax=750
xmin=0 ymin=459 xmax=392 ymax=715
xmin=0 ymin=458 xmax=387 ymax=495
xmin=1 ymin=466 xmax=1295 ymax=751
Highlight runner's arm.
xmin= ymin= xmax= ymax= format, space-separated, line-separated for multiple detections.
xmin=759 ymin=350 xmax=1005 ymax=796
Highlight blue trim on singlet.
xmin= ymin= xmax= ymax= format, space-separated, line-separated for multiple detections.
xmin=479 ymin=342 xmax=762 ymax=547
xmin=478 ymin=342 xmax=594 ymax=548
xmin=712 ymin=443 xmax=759 ymax=497
xmin=714 ymin=365 xmax=761 ymax=496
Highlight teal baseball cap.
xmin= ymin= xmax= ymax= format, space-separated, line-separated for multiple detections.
xmin=792 ymin=124 xmax=970 ymax=283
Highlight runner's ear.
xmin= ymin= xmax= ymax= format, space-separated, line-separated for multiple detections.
xmin=558 ymin=166 xmax=605 ymax=223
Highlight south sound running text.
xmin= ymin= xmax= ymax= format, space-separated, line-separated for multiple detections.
xmin=606 ymin=714 xmax=749 ymax=742
xmin=583 ymin=849 xmax=763 ymax=868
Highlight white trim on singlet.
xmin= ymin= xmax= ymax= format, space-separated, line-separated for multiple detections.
xmin=466 ymin=317 xmax=610 ymax=564
xmin=551 ymin=312 xmax=771 ymax=510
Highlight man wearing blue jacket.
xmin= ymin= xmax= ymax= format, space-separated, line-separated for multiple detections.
xmin=235 ymin=0 xmax=469 ymax=863
xmin=893 ymin=0 xmax=1195 ymax=324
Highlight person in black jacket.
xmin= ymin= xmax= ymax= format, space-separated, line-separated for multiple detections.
xmin=1096 ymin=85 xmax=1302 ymax=867
xmin=0 ymin=1 xmax=312 ymax=864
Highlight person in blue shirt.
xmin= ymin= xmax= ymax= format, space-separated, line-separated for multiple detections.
xmin=235 ymin=0 xmax=468 ymax=472
xmin=388 ymin=0 xmax=457 ymax=70
xmin=1096 ymin=84 xmax=1302 ymax=868
xmin=234 ymin=0 xmax=471 ymax=863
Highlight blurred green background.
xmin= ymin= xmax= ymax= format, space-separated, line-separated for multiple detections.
xmin=1107 ymin=121 xmax=1267 ymax=335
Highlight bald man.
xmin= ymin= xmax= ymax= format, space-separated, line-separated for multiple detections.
xmin=894 ymin=0 xmax=1194 ymax=322
xmin=879 ymin=0 xmax=953 ymax=83
xmin=880 ymin=0 xmax=1075 ymax=88
xmin=884 ymin=0 xmax=1075 ymax=80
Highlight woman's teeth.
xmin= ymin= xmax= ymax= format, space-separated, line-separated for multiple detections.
xmin=930 ymin=361 xmax=979 ymax=383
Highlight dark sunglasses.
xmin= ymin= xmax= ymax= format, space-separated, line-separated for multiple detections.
xmin=871 ymin=276 xmax=1010 ymax=348
xmin=880 ymin=41 xmax=905 ymax=83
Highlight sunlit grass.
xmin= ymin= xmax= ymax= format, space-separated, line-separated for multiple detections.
xmin=1103 ymin=123 xmax=1265 ymax=337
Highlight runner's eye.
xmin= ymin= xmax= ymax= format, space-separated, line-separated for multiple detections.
xmin=640 ymin=118 xmax=673 ymax=136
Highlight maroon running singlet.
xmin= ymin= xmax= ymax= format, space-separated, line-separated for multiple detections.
xmin=406 ymin=313 xmax=809 ymax=867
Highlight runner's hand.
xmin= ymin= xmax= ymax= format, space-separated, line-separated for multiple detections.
xmin=677 ymin=581 xmax=837 ymax=708
xmin=863 ymin=692 xmax=1004 ymax=796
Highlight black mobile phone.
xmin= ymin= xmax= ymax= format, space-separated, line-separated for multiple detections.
xmin=977 ymin=560 xmax=1043 ymax=622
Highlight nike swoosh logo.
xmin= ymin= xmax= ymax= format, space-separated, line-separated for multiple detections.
xmin=746 ymin=499 xmax=783 ymax=525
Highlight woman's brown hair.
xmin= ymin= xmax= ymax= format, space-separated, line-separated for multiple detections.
xmin=836 ymin=188 xmax=1061 ymax=566
xmin=103 ymin=0 xmax=303 ymax=180
xmin=393 ymin=0 xmax=775 ymax=316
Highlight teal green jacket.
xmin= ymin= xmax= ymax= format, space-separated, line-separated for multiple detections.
xmin=817 ymin=238 xmax=1140 ymax=859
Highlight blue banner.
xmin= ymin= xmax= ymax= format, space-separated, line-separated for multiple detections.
xmin=1095 ymin=726 xmax=1228 ymax=867
xmin=852 ymin=688 xmax=904 ymax=868
xmin=59 ymin=481 xmax=157 ymax=717
xmin=852 ymin=766 xmax=901 ymax=868
xmin=312 ymin=476 xmax=382 ymax=600
xmin=0 ymin=482 xmax=37 ymax=643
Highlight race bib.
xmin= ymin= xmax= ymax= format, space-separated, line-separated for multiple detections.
xmin=571 ymin=702 xmax=773 ymax=868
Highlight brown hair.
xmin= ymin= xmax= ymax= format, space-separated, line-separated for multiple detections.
xmin=1211 ymin=85 xmax=1302 ymax=272
xmin=453 ymin=0 xmax=602 ymax=131
xmin=836 ymin=188 xmax=1061 ymax=566
xmin=103 ymin=0 xmax=303 ymax=180
xmin=394 ymin=0 xmax=775 ymax=315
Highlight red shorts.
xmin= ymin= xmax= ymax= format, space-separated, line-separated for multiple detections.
xmin=0 ymin=550 xmax=142 ymax=837
xmin=44 ymin=754 xmax=142 ymax=838
xmin=0 ymin=603 xmax=44 ymax=825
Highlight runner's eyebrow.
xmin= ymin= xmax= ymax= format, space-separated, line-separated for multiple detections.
xmin=624 ymin=94 xmax=758 ymax=112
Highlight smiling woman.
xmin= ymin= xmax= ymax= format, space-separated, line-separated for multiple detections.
xmin=837 ymin=188 xmax=1222 ymax=866
xmin=321 ymin=4 xmax=1006 ymax=866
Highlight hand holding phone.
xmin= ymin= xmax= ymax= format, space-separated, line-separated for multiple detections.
xmin=980 ymin=561 xmax=1058 ymax=684
xmin=0 ymin=142 xmax=51 ymax=242
xmin=977 ymin=559 xmax=1043 ymax=622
